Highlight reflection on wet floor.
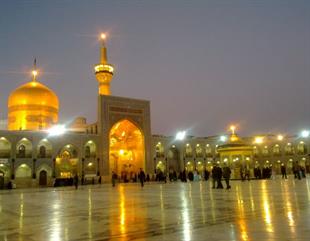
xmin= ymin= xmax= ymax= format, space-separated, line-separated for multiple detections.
xmin=1 ymin=178 xmax=310 ymax=241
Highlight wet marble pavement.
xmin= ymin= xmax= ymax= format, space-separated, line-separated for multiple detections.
xmin=1 ymin=178 xmax=310 ymax=241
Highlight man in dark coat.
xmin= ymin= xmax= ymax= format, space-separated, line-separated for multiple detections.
xmin=223 ymin=164 xmax=231 ymax=189
xmin=74 ymin=173 xmax=79 ymax=190
xmin=212 ymin=165 xmax=217 ymax=188
xmin=139 ymin=168 xmax=146 ymax=187
xmin=281 ymin=164 xmax=287 ymax=179
xmin=216 ymin=166 xmax=224 ymax=189
xmin=204 ymin=169 xmax=210 ymax=181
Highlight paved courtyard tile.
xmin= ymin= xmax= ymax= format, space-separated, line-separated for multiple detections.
xmin=1 ymin=178 xmax=310 ymax=241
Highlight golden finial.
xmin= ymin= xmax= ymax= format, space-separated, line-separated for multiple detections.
xmin=32 ymin=58 xmax=38 ymax=81
xmin=230 ymin=125 xmax=236 ymax=135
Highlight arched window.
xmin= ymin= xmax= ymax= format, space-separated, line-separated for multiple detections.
xmin=39 ymin=146 xmax=46 ymax=158
xmin=72 ymin=149 xmax=78 ymax=158
xmin=297 ymin=142 xmax=307 ymax=155
xmin=285 ymin=143 xmax=293 ymax=155
xmin=155 ymin=143 xmax=164 ymax=158
xmin=253 ymin=146 xmax=259 ymax=157
xmin=273 ymin=144 xmax=281 ymax=156
xmin=85 ymin=146 xmax=91 ymax=158
xmin=262 ymin=146 xmax=269 ymax=156
xmin=195 ymin=144 xmax=203 ymax=157
xmin=185 ymin=144 xmax=192 ymax=158
xmin=205 ymin=144 xmax=212 ymax=157
xmin=18 ymin=145 xmax=26 ymax=158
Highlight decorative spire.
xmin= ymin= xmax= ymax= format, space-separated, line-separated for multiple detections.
xmin=99 ymin=33 xmax=108 ymax=64
xmin=230 ymin=125 xmax=236 ymax=135
xmin=100 ymin=33 xmax=106 ymax=47
xmin=94 ymin=32 xmax=114 ymax=95
xmin=32 ymin=58 xmax=38 ymax=82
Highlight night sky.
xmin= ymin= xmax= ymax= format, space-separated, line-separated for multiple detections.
xmin=0 ymin=1 xmax=309 ymax=137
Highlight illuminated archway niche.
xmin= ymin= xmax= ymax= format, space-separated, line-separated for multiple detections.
xmin=109 ymin=119 xmax=145 ymax=179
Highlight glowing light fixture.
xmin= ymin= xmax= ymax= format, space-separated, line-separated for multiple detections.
xmin=176 ymin=131 xmax=186 ymax=140
xmin=277 ymin=135 xmax=284 ymax=141
xmin=220 ymin=136 xmax=227 ymax=142
xmin=100 ymin=33 xmax=106 ymax=40
xmin=47 ymin=125 xmax=66 ymax=136
xmin=119 ymin=149 xmax=125 ymax=155
xmin=254 ymin=136 xmax=264 ymax=144
xmin=301 ymin=130 xmax=310 ymax=138
xmin=88 ymin=162 xmax=93 ymax=167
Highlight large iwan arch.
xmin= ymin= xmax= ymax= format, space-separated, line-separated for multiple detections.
xmin=109 ymin=119 xmax=145 ymax=181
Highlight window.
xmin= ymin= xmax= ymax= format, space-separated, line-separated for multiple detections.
xmin=297 ymin=142 xmax=307 ymax=155
xmin=205 ymin=144 xmax=212 ymax=157
xmin=85 ymin=146 xmax=91 ymax=158
xmin=18 ymin=145 xmax=26 ymax=158
xmin=272 ymin=145 xmax=281 ymax=156
xmin=39 ymin=146 xmax=46 ymax=158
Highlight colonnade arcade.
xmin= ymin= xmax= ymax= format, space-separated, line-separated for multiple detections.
xmin=0 ymin=135 xmax=98 ymax=187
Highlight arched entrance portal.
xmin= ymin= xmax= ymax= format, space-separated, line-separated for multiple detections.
xmin=109 ymin=119 xmax=145 ymax=182
xmin=39 ymin=170 xmax=47 ymax=186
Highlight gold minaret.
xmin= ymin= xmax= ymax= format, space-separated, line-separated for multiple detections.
xmin=94 ymin=33 xmax=114 ymax=95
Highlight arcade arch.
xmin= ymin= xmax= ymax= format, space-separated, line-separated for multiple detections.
xmin=37 ymin=139 xmax=52 ymax=158
xmin=55 ymin=144 xmax=79 ymax=178
xmin=109 ymin=119 xmax=145 ymax=181
xmin=0 ymin=137 xmax=11 ymax=158
xmin=16 ymin=138 xmax=32 ymax=158
xmin=84 ymin=140 xmax=96 ymax=158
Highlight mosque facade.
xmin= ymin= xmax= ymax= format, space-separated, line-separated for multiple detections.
xmin=0 ymin=36 xmax=309 ymax=188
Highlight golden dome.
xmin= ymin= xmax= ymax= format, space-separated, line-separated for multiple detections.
xmin=8 ymin=80 xmax=59 ymax=131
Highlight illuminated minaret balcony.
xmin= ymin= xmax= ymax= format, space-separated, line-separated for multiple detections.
xmin=94 ymin=33 xmax=114 ymax=95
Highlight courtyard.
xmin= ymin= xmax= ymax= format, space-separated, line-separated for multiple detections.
xmin=0 ymin=178 xmax=310 ymax=241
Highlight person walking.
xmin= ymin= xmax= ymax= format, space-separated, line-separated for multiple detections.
xmin=212 ymin=165 xmax=217 ymax=188
xmin=204 ymin=168 xmax=210 ymax=181
xmin=281 ymin=164 xmax=287 ymax=179
xmin=245 ymin=168 xmax=250 ymax=181
xmin=111 ymin=171 xmax=117 ymax=187
xmin=216 ymin=166 xmax=224 ymax=189
xmin=139 ymin=168 xmax=146 ymax=187
xmin=74 ymin=173 xmax=79 ymax=190
xmin=223 ymin=164 xmax=231 ymax=189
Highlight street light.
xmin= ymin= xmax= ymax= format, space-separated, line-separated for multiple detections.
xmin=254 ymin=136 xmax=264 ymax=144
xmin=47 ymin=125 xmax=66 ymax=136
xmin=301 ymin=130 xmax=310 ymax=138
xmin=176 ymin=131 xmax=186 ymax=140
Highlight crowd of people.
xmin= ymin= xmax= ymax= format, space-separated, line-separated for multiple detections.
xmin=70 ymin=163 xmax=308 ymax=190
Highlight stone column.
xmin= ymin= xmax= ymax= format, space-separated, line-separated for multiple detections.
xmin=81 ymin=158 xmax=85 ymax=176
xmin=32 ymin=158 xmax=36 ymax=179
xmin=97 ymin=158 xmax=100 ymax=176
xmin=11 ymin=158 xmax=15 ymax=179
xmin=52 ymin=158 xmax=56 ymax=178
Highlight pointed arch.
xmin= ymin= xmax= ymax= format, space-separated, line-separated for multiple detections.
xmin=0 ymin=137 xmax=11 ymax=158
xmin=16 ymin=138 xmax=32 ymax=158
xmin=109 ymin=119 xmax=145 ymax=180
